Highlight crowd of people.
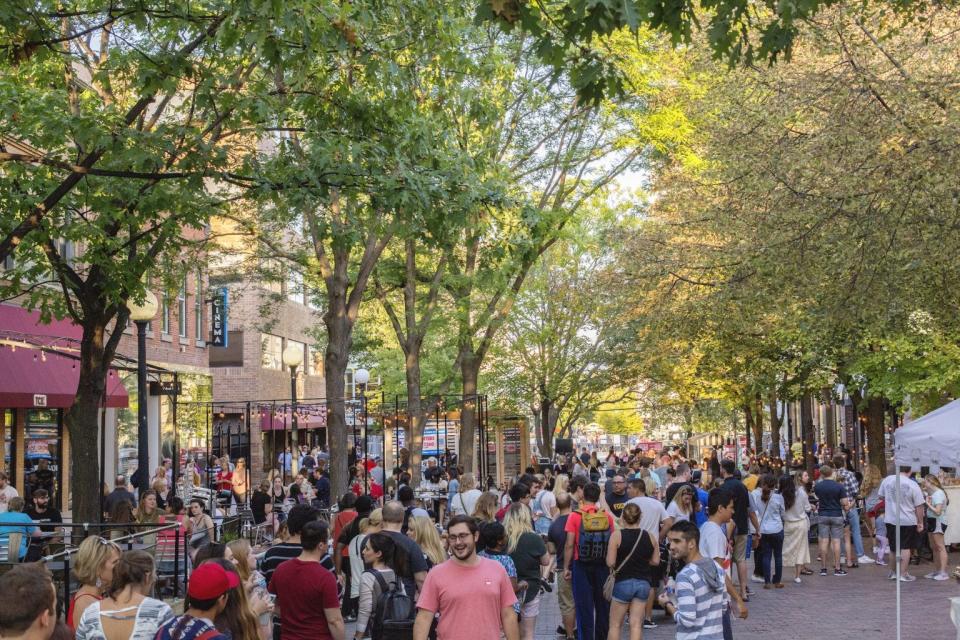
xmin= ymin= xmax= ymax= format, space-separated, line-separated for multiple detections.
xmin=0 ymin=440 xmax=956 ymax=640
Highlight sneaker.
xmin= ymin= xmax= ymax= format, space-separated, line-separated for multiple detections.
xmin=934 ymin=573 xmax=951 ymax=581
xmin=643 ymin=619 xmax=657 ymax=629
xmin=888 ymin=572 xmax=897 ymax=580
xmin=834 ymin=569 xmax=848 ymax=576
xmin=820 ymin=568 xmax=828 ymax=576
xmin=858 ymin=555 xmax=876 ymax=564
xmin=750 ymin=575 xmax=764 ymax=583
xmin=794 ymin=577 xmax=802 ymax=584
xmin=924 ymin=571 xmax=939 ymax=579
xmin=900 ymin=574 xmax=916 ymax=582
xmin=744 ymin=587 xmax=756 ymax=596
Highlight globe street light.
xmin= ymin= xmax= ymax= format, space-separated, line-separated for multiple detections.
xmin=355 ymin=368 xmax=370 ymax=488
xmin=127 ymin=290 xmax=158 ymax=493
xmin=282 ymin=343 xmax=304 ymax=475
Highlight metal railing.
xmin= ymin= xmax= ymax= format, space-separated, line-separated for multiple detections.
xmin=26 ymin=522 xmax=189 ymax=616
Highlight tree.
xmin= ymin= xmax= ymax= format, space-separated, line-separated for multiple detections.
xmin=251 ymin=0 xmax=496 ymax=497
xmin=620 ymin=6 xmax=960 ymax=470
xmin=0 ymin=1 xmax=284 ymax=521
xmin=477 ymin=0 xmax=939 ymax=102
xmin=485 ymin=214 xmax=641 ymax=455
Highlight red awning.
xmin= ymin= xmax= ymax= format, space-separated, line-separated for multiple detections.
xmin=0 ymin=304 xmax=128 ymax=408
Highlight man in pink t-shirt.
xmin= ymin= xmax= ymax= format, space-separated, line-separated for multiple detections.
xmin=415 ymin=515 xmax=519 ymax=640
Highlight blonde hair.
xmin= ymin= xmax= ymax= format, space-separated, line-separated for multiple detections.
xmin=554 ymin=474 xmax=569 ymax=495
xmin=74 ymin=536 xmax=120 ymax=585
xmin=227 ymin=539 xmax=254 ymax=583
xmin=504 ymin=502 xmax=534 ymax=553
xmin=367 ymin=509 xmax=383 ymax=530
xmin=460 ymin=473 xmax=477 ymax=491
xmin=471 ymin=492 xmax=499 ymax=522
xmin=408 ymin=516 xmax=446 ymax=566
xmin=671 ymin=486 xmax=694 ymax=515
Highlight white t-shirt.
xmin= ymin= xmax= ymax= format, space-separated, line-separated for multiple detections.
xmin=538 ymin=490 xmax=557 ymax=517
xmin=699 ymin=520 xmax=729 ymax=563
xmin=878 ymin=474 xmax=926 ymax=526
xmin=665 ymin=501 xmax=691 ymax=523
xmin=627 ymin=496 xmax=669 ymax=541
xmin=0 ymin=485 xmax=18 ymax=513
xmin=450 ymin=489 xmax=482 ymax=517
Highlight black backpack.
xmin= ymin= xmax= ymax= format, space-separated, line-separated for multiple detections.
xmin=368 ymin=570 xmax=415 ymax=640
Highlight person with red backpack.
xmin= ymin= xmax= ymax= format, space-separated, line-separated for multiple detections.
xmin=562 ymin=482 xmax=614 ymax=640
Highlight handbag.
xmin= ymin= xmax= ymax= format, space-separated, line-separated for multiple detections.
xmin=603 ymin=528 xmax=644 ymax=601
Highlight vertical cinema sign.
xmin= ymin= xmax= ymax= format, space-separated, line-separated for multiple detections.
xmin=211 ymin=287 xmax=228 ymax=347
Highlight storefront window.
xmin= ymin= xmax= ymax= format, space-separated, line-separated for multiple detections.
xmin=116 ymin=372 xmax=139 ymax=481
xmin=3 ymin=410 xmax=15 ymax=485
xmin=24 ymin=409 xmax=61 ymax=504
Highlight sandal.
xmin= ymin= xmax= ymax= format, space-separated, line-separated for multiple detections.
xmin=800 ymin=568 xmax=814 ymax=575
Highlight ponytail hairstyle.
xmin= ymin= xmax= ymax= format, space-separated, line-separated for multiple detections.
xmin=760 ymin=474 xmax=777 ymax=503
xmin=107 ymin=550 xmax=155 ymax=597
xmin=925 ymin=474 xmax=949 ymax=505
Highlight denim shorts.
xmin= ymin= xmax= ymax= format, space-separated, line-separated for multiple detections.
xmin=612 ymin=578 xmax=651 ymax=604
xmin=818 ymin=515 xmax=845 ymax=540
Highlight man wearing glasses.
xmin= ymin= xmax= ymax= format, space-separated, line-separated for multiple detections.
xmin=414 ymin=515 xmax=519 ymax=640
xmin=601 ymin=474 xmax=629 ymax=518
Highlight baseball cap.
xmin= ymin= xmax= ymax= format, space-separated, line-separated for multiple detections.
xmin=188 ymin=563 xmax=240 ymax=600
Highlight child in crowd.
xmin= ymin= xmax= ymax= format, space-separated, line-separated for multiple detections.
xmin=872 ymin=500 xmax=889 ymax=565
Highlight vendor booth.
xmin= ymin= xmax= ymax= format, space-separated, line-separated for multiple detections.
xmin=893 ymin=398 xmax=960 ymax=640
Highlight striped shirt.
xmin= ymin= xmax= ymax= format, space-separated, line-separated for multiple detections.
xmin=673 ymin=561 xmax=725 ymax=640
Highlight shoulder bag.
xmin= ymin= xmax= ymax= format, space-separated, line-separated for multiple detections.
xmin=602 ymin=529 xmax=644 ymax=601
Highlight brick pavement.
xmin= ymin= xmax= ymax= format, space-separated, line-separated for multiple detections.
xmin=532 ymin=545 xmax=960 ymax=639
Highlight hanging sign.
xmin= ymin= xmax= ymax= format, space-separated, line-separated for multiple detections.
xmin=33 ymin=394 xmax=47 ymax=407
xmin=211 ymin=287 xmax=228 ymax=347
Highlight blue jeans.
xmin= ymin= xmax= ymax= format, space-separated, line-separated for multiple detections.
xmin=846 ymin=507 xmax=865 ymax=557
xmin=611 ymin=578 xmax=651 ymax=604
xmin=572 ymin=561 xmax=610 ymax=640
xmin=758 ymin=530 xmax=784 ymax=584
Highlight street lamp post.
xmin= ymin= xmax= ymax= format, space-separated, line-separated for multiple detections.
xmin=282 ymin=343 xmax=303 ymax=476
xmin=355 ymin=368 xmax=370 ymax=489
xmin=127 ymin=291 xmax=158 ymax=493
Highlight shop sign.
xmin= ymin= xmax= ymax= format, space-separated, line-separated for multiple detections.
xmin=33 ymin=394 xmax=47 ymax=407
xmin=211 ymin=287 xmax=228 ymax=347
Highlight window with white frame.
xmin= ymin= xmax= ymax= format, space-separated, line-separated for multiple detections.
xmin=261 ymin=333 xmax=283 ymax=370
xmin=161 ymin=295 xmax=171 ymax=334
xmin=286 ymin=270 xmax=305 ymax=304
xmin=177 ymin=275 xmax=188 ymax=338
xmin=194 ymin=272 xmax=204 ymax=341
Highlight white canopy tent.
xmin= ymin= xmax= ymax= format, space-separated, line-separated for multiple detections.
xmin=892 ymin=398 xmax=960 ymax=640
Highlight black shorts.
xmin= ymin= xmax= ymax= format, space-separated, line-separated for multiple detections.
xmin=927 ymin=517 xmax=948 ymax=535
xmin=885 ymin=523 xmax=920 ymax=549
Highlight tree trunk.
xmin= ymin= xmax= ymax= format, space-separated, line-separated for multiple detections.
xmin=539 ymin=386 xmax=554 ymax=457
xmin=767 ymin=390 xmax=780 ymax=458
xmin=824 ymin=387 xmax=836 ymax=450
xmin=323 ymin=314 xmax=351 ymax=501
xmin=800 ymin=393 xmax=815 ymax=475
xmin=458 ymin=355 xmax=480 ymax=474
xmin=743 ymin=404 xmax=754 ymax=451
xmin=752 ymin=392 xmax=763 ymax=452
xmin=865 ymin=395 xmax=887 ymax=471
xmin=64 ymin=321 xmax=109 ymax=523
xmin=406 ymin=358 xmax=425 ymax=487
